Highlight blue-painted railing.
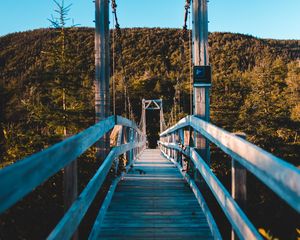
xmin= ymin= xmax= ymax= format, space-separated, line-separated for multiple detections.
xmin=0 ymin=115 xmax=146 ymax=239
xmin=1 ymin=114 xmax=299 ymax=239
xmin=159 ymin=115 xmax=300 ymax=240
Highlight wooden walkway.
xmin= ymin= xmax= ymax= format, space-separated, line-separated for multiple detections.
xmin=98 ymin=149 xmax=214 ymax=239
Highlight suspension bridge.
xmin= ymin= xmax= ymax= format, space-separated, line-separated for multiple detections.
xmin=0 ymin=0 xmax=299 ymax=239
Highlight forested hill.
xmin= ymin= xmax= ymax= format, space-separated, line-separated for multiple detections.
xmin=0 ymin=28 xmax=299 ymax=87
xmin=0 ymin=27 xmax=299 ymax=166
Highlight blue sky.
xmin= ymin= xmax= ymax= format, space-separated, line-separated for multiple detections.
xmin=0 ymin=0 xmax=299 ymax=39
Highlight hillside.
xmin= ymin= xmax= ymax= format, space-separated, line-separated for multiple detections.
xmin=0 ymin=27 xmax=299 ymax=239
xmin=0 ymin=27 xmax=299 ymax=163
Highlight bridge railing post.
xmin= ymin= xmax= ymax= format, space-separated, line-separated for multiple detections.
xmin=134 ymin=131 xmax=138 ymax=160
xmin=174 ymin=131 xmax=178 ymax=163
xmin=172 ymin=133 xmax=175 ymax=159
xmin=114 ymin=126 xmax=123 ymax=175
xmin=125 ymin=127 xmax=130 ymax=167
xmin=167 ymin=135 xmax=171 ymax=157
xmin=179 ymin=128 xmax=184 ymax=168
xmin=129 ymin=128 xmax=134 ymax=165
xmin=231 ymin=133 xmax=247 ymax=240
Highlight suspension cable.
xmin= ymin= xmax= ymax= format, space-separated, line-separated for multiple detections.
xmin=112 ymin=8 xmax=116 ymax=115
xmin=183 ymin=0 xmax=191 ymax=33
xmin=179 ymin=0 xmax=193 ymax=119
xmin=111 ymin=0 xmax=134 ymax=120
xmin=188 ymin=7 xmax=193 ymax=115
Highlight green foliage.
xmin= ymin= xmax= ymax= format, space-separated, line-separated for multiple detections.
xmin=0 ymin=28 xmax=299 ymax=166
xmin=0 ymin=6 xmax=94 ymax=165
xmin=285 ymin=61 xmax=300 ymax=122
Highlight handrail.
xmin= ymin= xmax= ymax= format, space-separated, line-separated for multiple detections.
xmin=160 ymin=115 xmax=300 ymax=212
xmin=159 ymin=142 xmax=261 ymax=239
xmin=116 ymin=115 xmax=143 ymax=135
xmin=159 ymin=115 xmax=300 ymax=239
xmin=0 ymin=116 xmax=145 ymax=214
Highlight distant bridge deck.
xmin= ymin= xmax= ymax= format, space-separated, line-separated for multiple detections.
xmin=98 ymin=149 xmax=214 ymax=239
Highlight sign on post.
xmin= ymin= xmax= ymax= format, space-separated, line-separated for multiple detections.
xmin=193 ymin=66 xmax=212 ymax=86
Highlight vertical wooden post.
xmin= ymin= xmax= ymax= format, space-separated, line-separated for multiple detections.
xmin=114 ymin=126 xmax=123 ymax=175
xmin=63 ymin=161 xmax=78 ymax=239
xmin=174 ymin=130 xmax=179 ymax=162
xmin=192 ymin=0 xmax=210 ymax=165
xmin=142 ymin=99 xmax=146 ymax=136
xmin=95 ymin=0 xmax=110 ymax=161
xmin=129 ymin=128 xmax=134 ymax=165
xmin=159 ymin=99 xmax=164 ymax=133
xmin=171 ymin=133 xmax=174 ymax=159
xmin=231 ymin=133 xmax=247 ymax=240
xmin=180 ymin=129 xmax=184 ymax=168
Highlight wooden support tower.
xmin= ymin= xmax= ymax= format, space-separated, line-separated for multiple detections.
xmin=192 ymin=0 xmax=211 ymax=163
xmin=95 ymin=0 xmax=110 ymax=161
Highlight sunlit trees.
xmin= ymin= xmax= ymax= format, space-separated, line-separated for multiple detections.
xmin=237 ymin=57 xmax=292 ymax=153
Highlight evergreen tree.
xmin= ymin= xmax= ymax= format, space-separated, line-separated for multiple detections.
xmin=285 ymin=60 xmax=300 ymax=122
xmin=237 ymin=57 xmax=290 ymax=152
xmin=211 ymin=71 xmax=248 ymax=131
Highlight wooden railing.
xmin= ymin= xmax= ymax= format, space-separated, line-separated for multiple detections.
xmin=0 ymin=115 xmax=146 ymax=239
xmin=159 ymin=115 xmax=300 ymax=240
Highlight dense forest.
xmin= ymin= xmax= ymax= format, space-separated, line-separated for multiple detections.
xmin=0 ymin=27 xmax=299 ymax=239
xmin=0 ymin=27 xmax=299 ymax=166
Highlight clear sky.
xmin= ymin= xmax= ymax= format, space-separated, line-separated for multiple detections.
xmin=0 ymin=0 xmax=299 ymax=40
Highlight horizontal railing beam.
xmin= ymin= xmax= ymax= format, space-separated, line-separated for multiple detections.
xmin=189 ymin=148 xmax=261 ymax=239
xmin=88 ymin=143 xmax=146 ymax=240
xmin=160 ymin=116 xmax=190 ymax=137
xmin=160 ymin=115 xmax=300 ymax=213
xmin=188 ymin=116 xmax=300 ymax=213
xmin=0 ymin=116 xmax=115 ymax=214
xmin=159 ymin=141 xmax=262 ymax=239
xmin=116 ymin=116 xmax=141 ymax=135
xmin=0 ymin=115 xmax=146 ymax=214
xmin=48 ymin=141 xmax=144 ymax=240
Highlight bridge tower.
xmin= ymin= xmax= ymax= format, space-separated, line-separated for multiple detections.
xmin=192 ymin=0 xmax=211 ymax=163
xmin=140 ymin=99 xmax=167 ymax=144
xmin=95 ymin=0 xmax=110 ymax=160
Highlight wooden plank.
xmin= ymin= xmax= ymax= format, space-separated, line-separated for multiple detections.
xmin=99 ymin=227 xmax=214 ymax=239
xmin=92 ymin=149 xmax=214 ymax=239
xmin=0 ymin=116 xmax=115 ymax=214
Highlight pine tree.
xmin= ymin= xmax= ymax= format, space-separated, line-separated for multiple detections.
xmin=237 ymin=56 xmax=290 ymax=152
xmin=285 ymin=61 xmax=300 ymax=122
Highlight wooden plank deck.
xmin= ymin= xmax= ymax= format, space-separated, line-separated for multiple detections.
xmin=98 ymin=149 xmax=214 ymax=239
